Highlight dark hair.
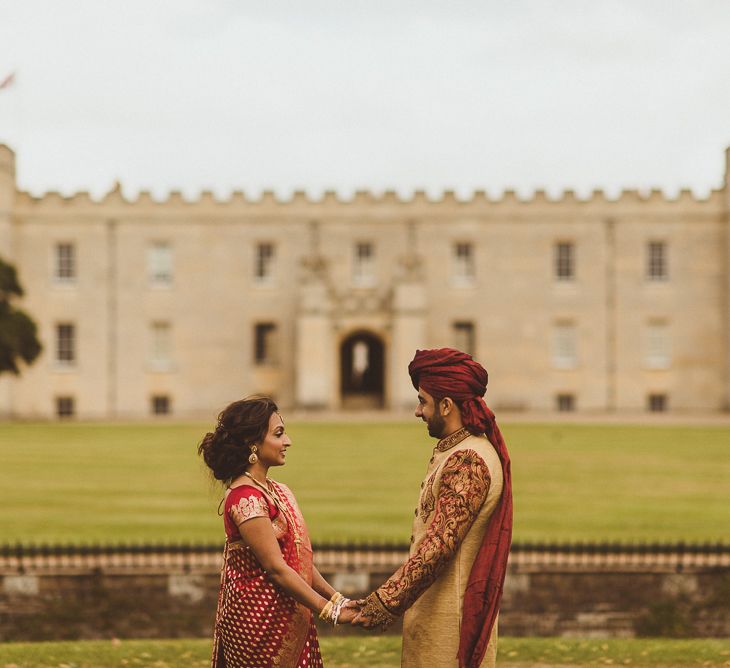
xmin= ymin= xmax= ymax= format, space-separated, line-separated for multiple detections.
xmin=197 ymin=395 xmax=279 ymax=483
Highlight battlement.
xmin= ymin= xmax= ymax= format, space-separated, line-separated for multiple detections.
xmin=13 ymin=184 xmax=725 ymax=211
xmin=4 ymin=142 xmax=728 ymax=213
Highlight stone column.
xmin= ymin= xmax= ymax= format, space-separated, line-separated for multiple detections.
xmin=389 ymin=282 xmax=427 ymax=409
xmin=724 ymin=147 xmax=730 ymax=411
xmin=0 ymin=145 xmax=16 ymax=417
xmin=295 ymin=282 xmax=335 ymax=409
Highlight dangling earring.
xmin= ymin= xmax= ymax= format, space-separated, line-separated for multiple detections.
xmin=248 ymin=445 xmax=258 ymax=465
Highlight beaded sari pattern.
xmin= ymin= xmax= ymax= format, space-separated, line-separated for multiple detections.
xmin=210 ymin=482 xmax=322 ymax=668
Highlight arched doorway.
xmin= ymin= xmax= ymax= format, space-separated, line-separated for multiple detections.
xmin=340 ymin=331 xmax=385 ymax=409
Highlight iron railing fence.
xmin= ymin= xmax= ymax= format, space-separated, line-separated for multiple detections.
xmin=1 ymin=541 xmax=728 ymax=574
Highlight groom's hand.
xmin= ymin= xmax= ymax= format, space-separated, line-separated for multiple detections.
xmin=351 ymin=598 xmax=379 ymax=629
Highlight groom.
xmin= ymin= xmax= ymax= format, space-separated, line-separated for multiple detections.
xmin=352 ymin=348 xmax=513 ymax=668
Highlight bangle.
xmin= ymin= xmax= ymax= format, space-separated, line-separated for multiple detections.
xmin=332 ymin=597 xmax=349 ymax=626
xmin=332 ymin=601 xmax=342 ymax=625
xmin=329 ymin=591 xmax=345 ymax=606
xmin=318 ymin=600 xmax=334 ymax=622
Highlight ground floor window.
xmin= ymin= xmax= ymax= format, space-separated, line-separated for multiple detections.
xmin=56 ymin=396 xmax=75 ymax=418
xmin=647 ymin=393 xmax=668 ymax=412
xmin=151 ymin=395 xmax=171 ymax=415
xmin=556 ymin=393 xmax=575 ymax=412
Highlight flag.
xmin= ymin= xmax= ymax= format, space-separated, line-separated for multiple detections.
xmin=0 ymin=72 xmax=16 ymax=90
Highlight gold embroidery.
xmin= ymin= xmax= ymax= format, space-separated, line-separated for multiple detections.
xmin=419 ymin=470 xmax=438 ymax=522
xmin=229 ymin=494 xmax=269 ymax=525
xmin=435 ymin=426 xmax=471 ymax=452
xmin=361 ymin=591 xmax=397 ymax=629
xmin=377 ymin=449 xmax=490 ymax=616
xmin=270 ymin=481 xmax=306 ymax=565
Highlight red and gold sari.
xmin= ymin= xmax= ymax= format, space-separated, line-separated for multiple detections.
xmin=211 ymin=480 xmax=323 ymax=668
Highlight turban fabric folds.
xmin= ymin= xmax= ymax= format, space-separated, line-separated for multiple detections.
xmin=408 ymin=348 xmax=491 ymax=437
xmin=408 ymin=348 xmax=513 ymax=668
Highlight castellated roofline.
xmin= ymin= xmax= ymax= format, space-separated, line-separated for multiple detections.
xmin=12 ymin=184 xmax=726 ymax=209
xmin=3 ymin=142 xmax=727 ymax=210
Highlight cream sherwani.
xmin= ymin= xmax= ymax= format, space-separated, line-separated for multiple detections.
xmin=368 ymin=428 xmax=504 ymax=668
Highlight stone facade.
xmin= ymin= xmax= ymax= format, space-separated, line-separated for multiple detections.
xmin=1 ymin=143 xmax=729 ymax=418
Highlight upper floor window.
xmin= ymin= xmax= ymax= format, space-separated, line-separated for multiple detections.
xmin=255 ymin=243 xmax=275 ymax=283
xmin=646 ymin=241 xmax=667 ymax=281
xmin=452 ymin=242 xmax=475 ymax=284
xmin=54 ymin=243 xmax=76 ymax=282
xmin=254 ymin=322 xmax=279 ymax=365
xmin=645 ymin=320 xmax=670 ymax=369
xmin=554 ymin=241 xmax=574 ymax=281
xmin=453 ymin=321 xmax=475 ymax=356
xmin=353 ymin=242 xmax=375 ymax=286
xmin=148 ymin=242 xmax=173 ymax=286
xmin=56 ymin=323 xmax=76 ymax=365
xmin=150 ymin=321 xmax=172 ymax=366
xmin=552 ymin=321 xmax=577 ymax=369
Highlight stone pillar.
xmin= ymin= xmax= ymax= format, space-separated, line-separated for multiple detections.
xmin=389 ymin=282 xmax=427 ymax=409
xmin=295 ymin=283 xmax=335 ymax=409
xmin=724 ymin=146 xmax=730 ymax=411
xmin=0 ymin=145 xmax=16 ymax=417
xmin=0 ymin=144 xmax=15 ymax=257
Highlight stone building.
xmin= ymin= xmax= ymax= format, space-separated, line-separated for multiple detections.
xmin=1 ymin=143 xmax=729 ymax=418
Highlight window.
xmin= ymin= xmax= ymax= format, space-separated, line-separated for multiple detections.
xmin=56 ymin=323 xmax=76 ymax=365
xmin=255 ymin=243 xmax=275 ymax=282
xmin=148 ymin=242 xmax=173 ymax=285
xmin=453 ymin=321 xmax=475 ymax=356
xmin=552 ymin=321 xmax=577 ymax=369
xmin=647 ymin=241 xmax=667 ymax=281
xmin=151 ymin=395 xmax=171 ymax=415
xmin=556 ymin=394 xmax=575 ymax=412
xmin=452 ymin=242 xmax=475 ymax=283
xmin=648 ymin=393 xmax=668 ymax=412
xmin=254 ymin=323 xmax=278 ymax=365
xmin=56 ymin=396 xmax=75 ymax=418
xmin=554 ymin=242 xmax=574 ymax=280
xmin=150 ymin=321 xmax=172 ymax=366
xmin=54 ymin=243 xmax=76 ymax=282
xmin=645 ymin=320 xmax=670 ymax=369
xmin=353 ymin=242 xmax=375 ymax=286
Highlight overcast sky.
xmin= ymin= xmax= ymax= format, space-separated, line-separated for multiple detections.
xmin=1 ymin=1 xmax=730 ymax=199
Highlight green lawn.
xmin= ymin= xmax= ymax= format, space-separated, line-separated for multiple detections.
xmin=0 ymin=421 xmax=728 ymax=544
xmin=0 ymin=637 xmax=729 ymax=667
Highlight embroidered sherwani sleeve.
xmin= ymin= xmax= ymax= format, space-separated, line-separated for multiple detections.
xmin=368 ymin=449 xmax=490 ymax=620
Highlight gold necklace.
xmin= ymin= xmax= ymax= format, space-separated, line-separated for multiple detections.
xmin=243 ymin=471 xmax=269 ymax=487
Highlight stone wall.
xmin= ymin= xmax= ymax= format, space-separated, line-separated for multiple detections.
xmin=2 ymin=566 xmax=728 ymax=641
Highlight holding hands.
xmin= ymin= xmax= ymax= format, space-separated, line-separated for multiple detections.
xmin=350 ymin=592 xmax=397 ymax=631
xmin=319 ymin=592 xmax=362 ymax=626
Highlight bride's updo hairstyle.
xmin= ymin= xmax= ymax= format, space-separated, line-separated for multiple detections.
xmin=198 ymin=396 xmax=279 ymax=483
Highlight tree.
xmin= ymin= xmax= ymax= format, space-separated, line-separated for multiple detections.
xmin=0 ymin=256 xmax=42 ymax=374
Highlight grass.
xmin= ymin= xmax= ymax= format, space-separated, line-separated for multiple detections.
xmin=0 ymin=421 xmax=728 ymax=544
xmin=0 ymin=637 xmax=729 ymax=667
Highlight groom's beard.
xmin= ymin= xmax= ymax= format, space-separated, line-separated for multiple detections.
xmin=427 ymin=409 xmax=446 ymax=439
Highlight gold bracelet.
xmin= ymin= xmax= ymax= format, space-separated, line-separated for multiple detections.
xmin=329 ymin=591 xmax=345 ymax=606
xmin=318 ymin=600 xmax=334 ymax=622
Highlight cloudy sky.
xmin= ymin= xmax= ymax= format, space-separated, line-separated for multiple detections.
xmin=1 ymin=1 xmax=730 ymax=199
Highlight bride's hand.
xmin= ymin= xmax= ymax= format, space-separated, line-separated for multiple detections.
xmin=336 ymin=605 xmax=360 ymax=625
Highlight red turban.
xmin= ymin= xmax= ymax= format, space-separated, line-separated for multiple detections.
xmin=408 ymin=348 xmax=513 ymax=668
xmin=408 ymin=347 xmax=491 ymax=436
